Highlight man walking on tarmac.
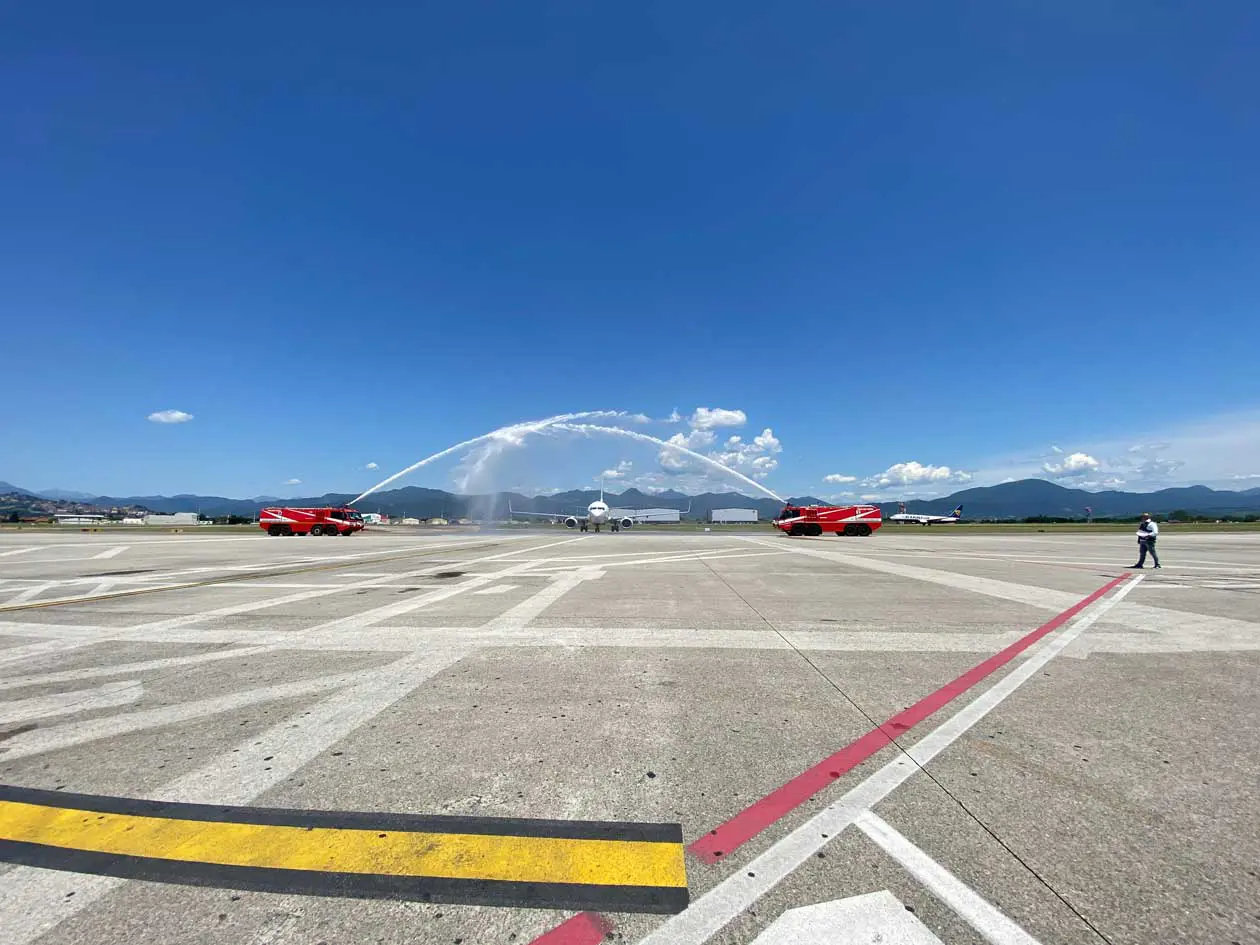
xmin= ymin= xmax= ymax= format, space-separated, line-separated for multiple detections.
xmin=1131 ymin=512 xmax=1162 ymax=569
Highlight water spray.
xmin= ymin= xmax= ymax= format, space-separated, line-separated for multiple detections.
xmin=549 ymin=423 xmax=785 ymax=503
xmin=349 ymin=410 xmax=634 ymax=505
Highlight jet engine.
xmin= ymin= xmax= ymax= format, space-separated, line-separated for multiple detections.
xmin=619 ymin=518 xmax=634 ymax=529
xmin=564 ymin=516 xmax=580 ymax=529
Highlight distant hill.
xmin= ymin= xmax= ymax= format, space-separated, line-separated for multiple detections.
xmin=5 ymin=478 xmax=1260 ymax=520
xmin=883 ymin=479 xmax=1260 ymax=519
xmin=37 ymin=488 xmax=101 ymax=501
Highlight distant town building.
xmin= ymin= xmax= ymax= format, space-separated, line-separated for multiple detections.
xmin=710 ymin=508 xmax=758 ymax=524
xmin=54 ymin=513 xmax=108 ymax=525
xmin=400 ymin=517 xmax=420 ymax=525
xmin=427 ymin=518 xmax=449 ymax=526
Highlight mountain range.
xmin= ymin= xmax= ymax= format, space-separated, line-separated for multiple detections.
xmin=4 ymin=479 xmax=1260 ymax=520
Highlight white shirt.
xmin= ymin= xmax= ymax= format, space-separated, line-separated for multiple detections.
xmin=1137 ymin=520 xmax=1159 ymax=539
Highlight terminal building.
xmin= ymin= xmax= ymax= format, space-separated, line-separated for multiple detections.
xmin=54 ymin=513 xmax=108 ymax=525
xmin=144 ymin=512 xmax=200 ymax=526
xmin=710 ymin=508 xmax=758 ymax=524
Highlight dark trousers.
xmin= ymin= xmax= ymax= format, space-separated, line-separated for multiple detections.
xmin=1137 ymin=538 xmax=1160 ymax=567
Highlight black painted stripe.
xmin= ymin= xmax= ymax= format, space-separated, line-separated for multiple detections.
xmin=0 ymin=784 xmax=681 ymax=843
xmin=0 ymin=839 xmax=690 ymax=914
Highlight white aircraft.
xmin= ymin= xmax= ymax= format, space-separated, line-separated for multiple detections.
xmin=887 ymin=502 xmax=964 ymax=525
xmin=508 ymin=485 xmax=688 ymax=533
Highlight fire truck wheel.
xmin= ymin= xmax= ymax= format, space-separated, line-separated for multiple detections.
xmin=309 ymin=525 xmax=324 ymax=536
xmin=858 ymin=524 xmax=872 ymax=536
xmin=327 ymin=528 xmax=341 ymax=536
xmin=268 ymin=525 xmax=283 ymax=536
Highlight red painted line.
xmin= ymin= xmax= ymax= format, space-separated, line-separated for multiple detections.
xmin=688 ymin=572 xmax=1131 ymax=863
xmin=527 ymin=911 xmax=611 ymax=945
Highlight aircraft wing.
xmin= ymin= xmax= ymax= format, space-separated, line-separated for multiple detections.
xmin=613 ymin=501 xmax=691 ymax=523
xmin=507 ymin=503 xmax=585 ymax=522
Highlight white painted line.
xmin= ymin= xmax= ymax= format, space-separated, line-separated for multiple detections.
xmin=749 ymin=890 xmax=946 ymax=944
xmin=91 ymin=546 xmax=129 ymax=560
xmin=0 ymin=638 xmax=104 ymax=668
xmin=743 ymin=537 xmax=1081 ymax=612
xmin=0 ymin=680 xmax=143 ymax=724
xmin=0 ymin=645 xmax=276 ymax=691
xmin=749 ymin=537 xmax=1260 ymax=647
xmin=855 ymin=811 xmax=1041 ymax=945
xmin=473 ymin=584 xmax=518 ymax=595
xmin=0 ymin=547 xmax=39 ymax=557
xmin=637 ymin=575 xmax=1142 ymax=945
xmin=595 ymin=550 xmax=791 ymax=568
xmin=480 ymin=569 xmax=604 ymax=632
xmin=0 ymin=648 xmax=466 ymax=944
xmin=0 ymin=668 xmax=376 ymax=762
xmin=109 ymin=536 xmax=586 ymax=635
xmin=4 ymin=582 xmax=57 ymax=605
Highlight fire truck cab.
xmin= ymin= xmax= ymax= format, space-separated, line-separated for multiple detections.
xmin=773 ymin=504 xmax=882 ymax=537
xmin=259 ymin=507 xmax=365 ymax=536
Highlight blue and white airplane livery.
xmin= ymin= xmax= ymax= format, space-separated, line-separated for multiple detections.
xmin=887 ymin=502 xmax=964 ymax=525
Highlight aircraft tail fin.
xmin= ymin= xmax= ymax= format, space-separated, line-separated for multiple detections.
xmin=951 ymin=505 xmax=963 ymax=518
xmin=898 ymin=502 xmax=907 ymax=514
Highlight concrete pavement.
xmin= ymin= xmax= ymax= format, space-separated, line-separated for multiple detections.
xmin=0 ymin=527 xmax=1256 ymax=944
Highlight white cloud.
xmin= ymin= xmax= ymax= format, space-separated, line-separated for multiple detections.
xmin=1042 ymin=452 xmax=1101 ymax=477
xmin=599 ymin=459 xmax=633 ymax=480
xmin=1131 ymin=456 xmax=1184 ymax=480
xmin=147 ymin=409 xmax=193 ymax=424
xmin=1051 ymin=445 xmax=1063 ymax=454
xmin=365 ymin=462 xmax=378 ymax=470
xmin=689 ymin=407 xmax=747 ymax=430
xmin=655 ymin=416 xmax=783 ymax=481
xmin=1231 ymin=473 xmax=1260 ymax=481
xmin=670 ymin=429 xmax=718 ymax=450
xmin=860 ymin=494 xmax=882 ymax=501
xmin=823 ymin=473 xmax=857 ymax=484
xmin=706 ymin=427 xmax=784 ymax=479
xmin=284 ymin=478 xmax=302 ymax=485
xmin=751 ymin=455 xmax=778 ymax=474
xmin=627 ymin=413 xmax=651 ymax=424
xmin=664 ymin=408 xmax=682 ymax=424
xmin=753 ymin=428 xmax=781 ymax=454
xmin=864 ymin=461 xmax=961 ymax=488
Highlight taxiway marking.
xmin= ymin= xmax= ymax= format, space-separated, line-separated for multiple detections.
xmin=0 ymin=680 xmax=143 ymax=724
xmin=0 ymin=784 xmax=688 ymax=913
xmin=688 ymin=573 xmax=1132 ymax=862
xmin=633 ymin=574 xmax=1142 ymax=945
xmin=855 ymin=811 xmax=1040 ymax=945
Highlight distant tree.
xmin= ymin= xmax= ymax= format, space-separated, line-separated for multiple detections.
xmin=6 ymin=512 xmax=18 ymax=523
xmin=1168 ymin=509 xmax=1191 ymax=521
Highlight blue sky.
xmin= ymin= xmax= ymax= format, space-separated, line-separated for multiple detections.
xmin=3 ymin=2 xmax=1258 ymax=500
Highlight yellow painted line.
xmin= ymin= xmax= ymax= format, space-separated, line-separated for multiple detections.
xmin=0 ymin=799 xmax=687 ymax=888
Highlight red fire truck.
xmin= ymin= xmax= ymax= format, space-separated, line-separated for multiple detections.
xmin=773 ymin=503 xmax=882 ymax=537
xmin=259 ymin=507 xmax=365 ymax=536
